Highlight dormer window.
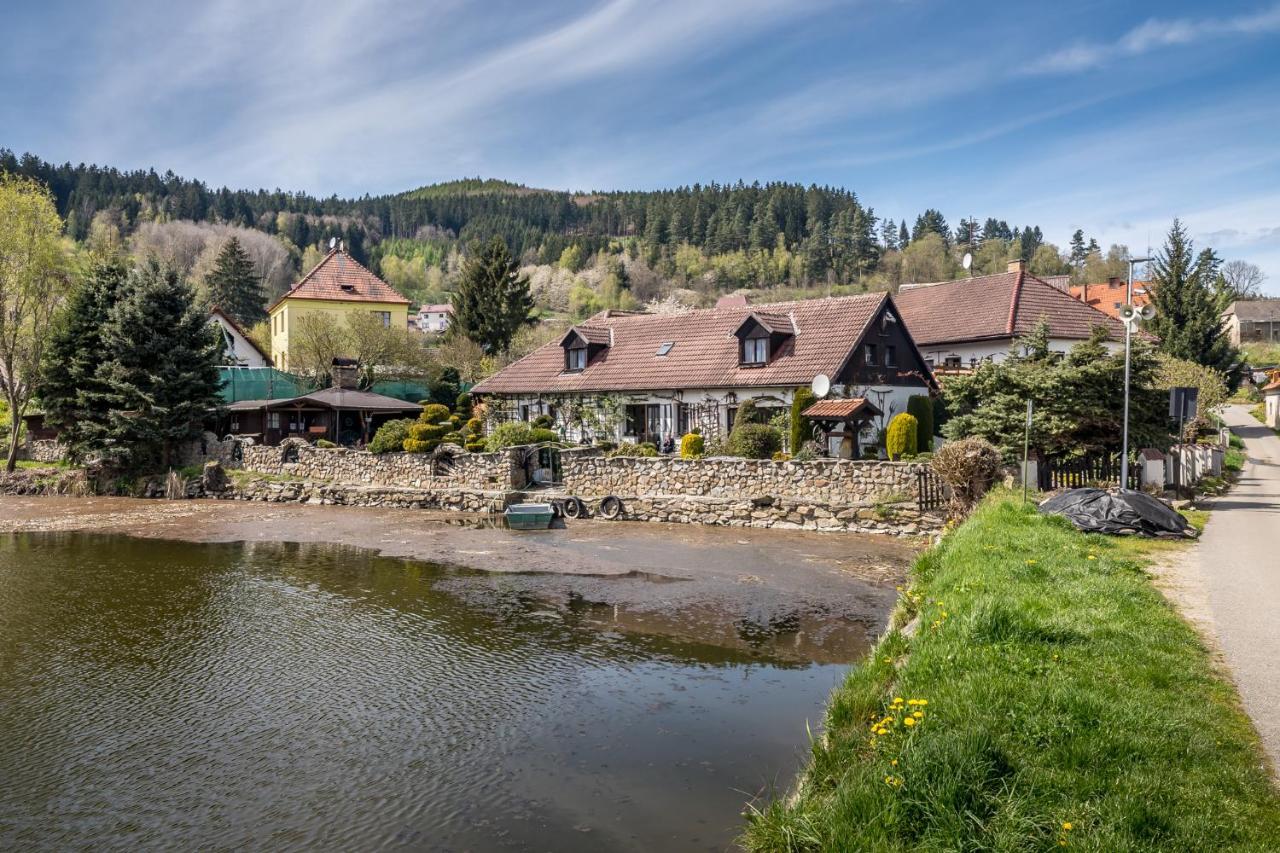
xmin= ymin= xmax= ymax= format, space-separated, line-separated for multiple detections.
xmin=560 ymin=325 xmax=610 ymax=372
xmin=734 ymin=311 xmax=793 ymax=368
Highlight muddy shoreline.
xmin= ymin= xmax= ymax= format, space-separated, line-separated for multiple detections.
xmin=0 ymin=495 xmax=919 ymax=663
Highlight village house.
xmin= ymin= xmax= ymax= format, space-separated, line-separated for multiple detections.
xmin=416 ymin=303 xmax=454 ymax=333
xmin=210 ymin=308 xmax=270 ymax=367
xmin=1222 ymin=299 xmax=1280 ymax=347
xmin=1263 ymin=376 xmax=1280 ymax=428
xmin=894 ymin=260 xmax=1128 ymax=369
xmin=471 ymin=291 xmax=937 ymax=455
xmin=1068 ymin=276 xmax=1151 ymax=319
xmin=267 ymin=248 xmax=410 ymax=370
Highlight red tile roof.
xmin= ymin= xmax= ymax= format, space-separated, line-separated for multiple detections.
xmin=473 ymin=292 xmax=896 ymax=395
xmin=894 ymin=271 xmax=1127 ymax=347
xmin=1068 ymin=280 xmax=1151 ymax=319
xmin=269 ymin=249 xmax=409 ymax=310
xmin=565 ymin=325 xmax=611 ymax=346
xmin=801 ymin=398 xmax=881 ymax=420
xmin=746 ymin=310 xmax=796 ymax=334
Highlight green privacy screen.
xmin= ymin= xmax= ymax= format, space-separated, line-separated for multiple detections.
xmin=218 ymin=368 xmax=456 ymax=405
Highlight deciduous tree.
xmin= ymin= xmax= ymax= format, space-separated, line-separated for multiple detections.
xmin=0 ymin=174 xmax=67 ymax=470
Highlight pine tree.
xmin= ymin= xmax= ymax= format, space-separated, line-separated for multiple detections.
xmin=40 ymin=258 xmax=128 ymax=462
xmin=1069 ymin=229 xmax=1088 ymax=272
xmin=912 ymin=209 xmax=950 ymax=246
xmin=898 ymin=220 xmax=910 ymax=248
xmin=1147 ymin=219 xmax=1236 ymax=375
xmin=880 ymin=217 xmax=898 ymax=251
xmin=204 ymin=236 xmax=265 ymax=325
xmin=453 ymin=237 xmax=535 ymax=353
xmin=100 ymin=260 xmax=225 ymax=470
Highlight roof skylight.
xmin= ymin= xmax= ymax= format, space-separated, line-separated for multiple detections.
xmin=656 ymin=341 xmax=674 ymax=356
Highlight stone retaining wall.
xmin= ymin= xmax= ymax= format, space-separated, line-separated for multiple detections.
xmin=241 ymin=441 xmax=526 ymax=491
xmin=215 ymin=476 xmax=509 ymax=513
xmin=18 ymin=439 xmax=67 ymax=464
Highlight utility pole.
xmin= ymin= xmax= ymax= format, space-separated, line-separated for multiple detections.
xmin=1120 ymin=256 xmax=1152 ymax=490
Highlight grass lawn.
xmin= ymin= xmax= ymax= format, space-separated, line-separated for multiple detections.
xmin=744 ymin=495 xmax=1280 ymax=851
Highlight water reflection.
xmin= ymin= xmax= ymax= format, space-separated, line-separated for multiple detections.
xmin=0 ymin=533 xmax=873 ymax=851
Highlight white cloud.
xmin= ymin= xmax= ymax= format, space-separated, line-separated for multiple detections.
xmin=1031 ymin=3 xmax=1280 ymax=74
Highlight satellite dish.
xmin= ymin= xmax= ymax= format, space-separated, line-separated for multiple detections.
xmin=961 ymin=252 xmax=973 ymax=270
xmin=329 ymin=237 xmax=337 ymax=250
xmin=810 ymin=374 xmax=831 ymax=398
xmin=1139 ymin=304 xmax=1156 ymax=321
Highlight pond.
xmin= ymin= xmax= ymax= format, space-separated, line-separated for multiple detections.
xmin=0 ymin=532 xmax=890 ymax=851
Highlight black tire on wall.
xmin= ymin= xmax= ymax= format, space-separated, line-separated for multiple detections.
xmin=562 ymin=497 xmax=585 ymax=519
xmin=598 ymin=496 xmax=623 ymax=520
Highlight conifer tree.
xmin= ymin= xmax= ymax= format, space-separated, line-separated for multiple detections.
xmin=453 ymin=237 xmax=535 ymax=353
xmin=912 ymin=209 xmax=950 ymax=246
xmin=1147 ymin=219 xmax=1236 ymax=375
xmin=204 ymin=236 xmax=264 ymax=325
xmin=99 ymin=260 xmax=224 ymax=470
xmin=898 ymin=220 xmax=910 ymax=248
xmin=1069 ymin=229 xmax=1088 ymax=272
xmin=880 ymin=217 xmax=897 ymax=251
xmin=40 ymin=258 xmax=128 ymax=462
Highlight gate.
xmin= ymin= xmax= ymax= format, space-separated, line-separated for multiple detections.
xmin=916 ymin=469 xmax=948 ymax=512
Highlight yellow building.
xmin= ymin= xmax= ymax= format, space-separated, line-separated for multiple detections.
xmin=267 ymin=248 xmax=411 ymax=371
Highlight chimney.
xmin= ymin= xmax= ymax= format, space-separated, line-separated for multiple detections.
xmin=330 ymin=357 xmax=360 ymax=389
xmin=1007 ymin=259 xmax=1026 ymax=274
xmin=1107 ymin=276 xmax=1121 ymax=287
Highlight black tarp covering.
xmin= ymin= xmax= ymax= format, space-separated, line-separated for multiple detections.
xmin=1039 ymin=488 xmax=1195 ymax=538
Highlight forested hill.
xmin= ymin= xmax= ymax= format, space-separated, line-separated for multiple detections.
xmin=4 ymin=148 xmax=1109 ymax=308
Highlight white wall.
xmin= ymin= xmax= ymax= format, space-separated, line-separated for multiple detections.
xmin=211 ymin=315 xmax=270 ymax=367
xmin=920 ymin=337 xmax=1123 ymax=369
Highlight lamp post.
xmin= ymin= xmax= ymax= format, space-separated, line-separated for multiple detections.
xmin=1120 ymin=256 xmax=1152 ymax=490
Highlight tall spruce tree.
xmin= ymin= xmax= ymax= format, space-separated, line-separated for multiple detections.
xmin=912 ymin=209 xmax=950 ymax=246
xmin=1069 ymin=229 xmax=1088 ymax=272
xmin=40 ymin=258 xmax=129 ymax=462
xmin=100 ymin=260 xmax=224 ymax=470
xmin=898 ymin=220 xmax=910 ymax=248
xmin=204 ymin=236 xmax=264 ymax=325
xmin=1147 ymin=219 xmax=1236 ymax=375
xmin=453 ymin=237 xmax=535 ymax=353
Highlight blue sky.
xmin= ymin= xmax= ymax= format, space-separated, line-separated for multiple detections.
xmin=3 ymin=0 xmax=1279 ymax=288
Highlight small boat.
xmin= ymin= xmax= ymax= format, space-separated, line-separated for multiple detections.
xmin=504 ymin=503 xmax=555 ymax=530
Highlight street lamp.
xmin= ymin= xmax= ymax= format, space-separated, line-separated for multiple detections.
xmin=1119 ymin=256 xmax=1153 ymax=490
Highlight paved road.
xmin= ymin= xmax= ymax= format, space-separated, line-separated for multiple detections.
xmin=1198 ymin=404 xmax=1280 ymax=769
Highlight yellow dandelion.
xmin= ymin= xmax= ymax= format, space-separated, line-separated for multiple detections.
xmin=918 ymin=699 xmax=928 ymax=705
xmin=1086 ymin=555 xmax=1097 ymax=560
xmin=913 ymin=711 xmax=924 ymax=719
xmin=1062 ymin=822 xmax=1073 ymax=831
xmin=892 ymin=697 xmax=904 ymax=704
xmin=890 ymin=759 xmax=898 ymax=766
xmin=903 ymin=717 xmax=916 ymax=727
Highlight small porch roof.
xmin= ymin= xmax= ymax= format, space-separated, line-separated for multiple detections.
xmin=800 ymin=397 xmax=882 ymax=421
xmin=224 ymin=387 xmax=423 ymax=413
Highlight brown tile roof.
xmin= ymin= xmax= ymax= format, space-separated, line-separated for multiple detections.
xmin=747 ymin=310 xmax=796 ymax=334
xmin=473 ymin=292 xmax=894 ymax=395
xmin=269 ymin=249 xmax=409 ymax=310
xmin=565 ymin=325 xmax=611 ymax=346
xmin=801 ymin=398 xmax=881 ymax=420
xmin=1068 ymin=280 xmax=1151 ymax=319
xmin=895 ymin=271 xmax=1126 ymax=347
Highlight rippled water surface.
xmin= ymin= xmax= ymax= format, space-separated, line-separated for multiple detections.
xmin=0 ymin=533 xmax=876 ymax=851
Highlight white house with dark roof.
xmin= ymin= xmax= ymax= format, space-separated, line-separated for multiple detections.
xmin=472 ymin=292 xmax=937 ymax=451
xmin=894 ymin=260 xmax=1128 ymax=370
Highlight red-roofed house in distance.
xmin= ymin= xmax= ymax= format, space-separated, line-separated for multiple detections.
xmin=471 ymin=292 xmax=937 ymax=455
xmin=416 ymin=303 xmax=454 ymax=333
xmin=267 ymin=247 xmax=410 ymax=371
xmin=894 ymin=260 xmax=1129 ymax=371
xmin=1068 ymin=276 xmax=1151 ymax=320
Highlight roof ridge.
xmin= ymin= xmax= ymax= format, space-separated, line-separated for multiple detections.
xmin=1007 ymin=272 xmax=1024 ymax=335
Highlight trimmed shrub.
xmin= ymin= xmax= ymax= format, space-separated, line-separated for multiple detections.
xmin=484 ymin=422 xmax=557 ymax=451
xmin=608 ymin=442 xmax=658 ymax=458
xmin=790 ymin=387 xmax=816 ymax=454
xmin=532 ymin=414 xmax=554 ymax=429
xmin=907 ymin=394 xmax=934 ymax=451
xmin=465 ymin=441 xmax=486 ymax=453
xmin=886 ymin=412 xmax=919 ymax=460
xmin=733 ymin=398 xmax=767 ymax=426
xmin=315 ymin=439 xmax=336 ymax=449
xmin=368 ymin=419 xmax=414 ymax=454
xmin=455 ymin=392 xmax=473 ymax=419
xmin=680 ymin=432 xmax=705 ymax=459
xmin=931 ymin=436 xmax=1002 ymax=518
xmin=726 ymin=423 xmax=782 ymax=459
xmin=404 ymin=421 xmax=450 ymax=453
xmin=420 ymin=403 xmax=451 ymax=425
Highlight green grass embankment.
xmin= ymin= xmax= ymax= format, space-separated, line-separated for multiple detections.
xmin=745 ymin=495 xmax=1280 ymax=851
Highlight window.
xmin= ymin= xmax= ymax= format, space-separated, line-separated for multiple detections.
xmin=656 ymin=341 xmax=674 ymax=356
xmin=943 ymin=355 xmax=962 ymax=369
xmin=567 ymin=347 xmax=587 ymax=371
xmin=268 ymin=413 xmax=281 ymax=429
xmin=884 ymin=345 xmax=897 ymax=367
xmin=741 ymin=337 xmax=768 ymax=365
xmin=864 ymin=344 xmax=877 ymax=365
xmin=373 ymin=311 xmax=391 ymax=328
xmin=625 ymin=404 xmax=646 ymax=437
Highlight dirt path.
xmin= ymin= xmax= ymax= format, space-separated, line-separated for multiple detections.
xmin=1186 ymin=405 xmax=1280 ymax=771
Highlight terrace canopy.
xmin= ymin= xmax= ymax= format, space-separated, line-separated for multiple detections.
xmin=220 ymin=386 xmax=422 ymax=447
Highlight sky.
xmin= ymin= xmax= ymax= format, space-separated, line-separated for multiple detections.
xmin=3 ymin=0 xmax=1279 ymax=289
